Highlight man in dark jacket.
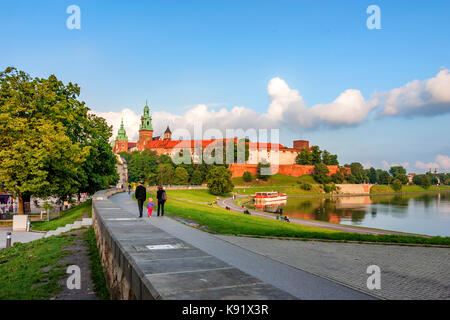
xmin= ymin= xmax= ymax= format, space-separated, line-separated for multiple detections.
xmin=156 ymin=185 xmax=166 ymax=216
xmin=135 ymin=181 xmax=147 ymax=218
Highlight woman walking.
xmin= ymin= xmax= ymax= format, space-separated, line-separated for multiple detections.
xmin=156 ymin=185 xmax=167 ymax=216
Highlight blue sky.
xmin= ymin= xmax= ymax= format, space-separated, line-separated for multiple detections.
xmin=1 ymin=0 xmax=449 ymax=172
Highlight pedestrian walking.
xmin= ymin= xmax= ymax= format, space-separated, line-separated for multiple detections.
xmin=128 ymin=183 xmax=132 ymax=194
xmin=135 ymin=181 xmax=147 ymax=218
xmin=156 ymin=185 xmax=167 ymax=216
xmin=146 ymin=197 xmax=156 ymax=217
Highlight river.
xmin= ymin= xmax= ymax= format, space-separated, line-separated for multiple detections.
xmin=257 ymin=192 xmax=450 ymax=236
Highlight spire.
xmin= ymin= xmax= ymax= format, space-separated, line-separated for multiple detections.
xmin=140 ymin=100 xmax=153 ymax=131
xmin=165 ymin=126 xmax=171 ymax=134
xmin=115 ymin=118 xmax=128 ymax=141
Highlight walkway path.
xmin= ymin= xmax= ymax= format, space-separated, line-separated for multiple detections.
xmin=216 ymin=235 xmax=450 ymax=300
xmin=219 ymin=196 xmax=425 ymax=236
xmin=0 ymin=227 xmax=44 ymax=248
xmin=109 ymin=192 xmax=375 ymax=300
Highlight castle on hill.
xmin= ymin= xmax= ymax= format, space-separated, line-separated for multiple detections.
xmin=112 ymin=102 xmax=343 ymax=177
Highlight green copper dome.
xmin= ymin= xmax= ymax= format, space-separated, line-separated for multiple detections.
xmin=139 ymin=100 xmax=153 ymax=131
xmin=115 ymin=119 xmax=128 ymax=141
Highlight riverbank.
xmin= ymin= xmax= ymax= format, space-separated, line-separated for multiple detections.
xmin=135 ymin=190 xmax=450 ymax=246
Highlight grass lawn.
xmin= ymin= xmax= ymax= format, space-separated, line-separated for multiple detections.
xmin=233 ymin=174 xmax=317 ymax=186
xmin=371 ymin=185 xmax=450 ymax=194
xmin=136 ymin=189 xmax=450 ymax=245
xmin=32 ymin=200 xmax=92 ymax=231
xmin=0 ymin=234 xmax=76 ymax=299
xmin=163 ymin=189 xmax=230 ymax=203
xmin=234 ymin=185 xmax=324 ymax=196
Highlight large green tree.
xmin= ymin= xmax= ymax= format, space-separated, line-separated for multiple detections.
xmin=206 ymin=166 xmax=234 ymax=195
xmin=0 ymin=68 xmax=92 ymax=213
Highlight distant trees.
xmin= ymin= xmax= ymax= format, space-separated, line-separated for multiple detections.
xmin=413 ymin=174 xmax=432 ymax=189
xmin=313 ymin=163 xmax=330 ymax=184
xmin=295 ymin=146 xmax=338 ymax=165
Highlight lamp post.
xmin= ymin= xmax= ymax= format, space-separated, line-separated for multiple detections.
xmin=6 ymin=232 xmax=11 ymax=248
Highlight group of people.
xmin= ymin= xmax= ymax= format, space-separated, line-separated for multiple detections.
xmin=134 ymin=182 xmax=167 ymax=218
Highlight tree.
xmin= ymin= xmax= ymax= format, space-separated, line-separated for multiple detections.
xmin=190 ymin=170 xmax=204 ymax=185
xmin=76 ymin=114 xmax=119 ymax=196
xmin=391 ymin=179 xmax=402 ymax=192
xmin=331 ymin=170 xmax=344 ymax=184
xmin=257 ymin=161 xmax=271 ymax=181
xmin=378 ymin=170 xmax=392 ymax=185
xmin=295 ymin=148 xmax=313 ymax=165
xmin=311 ymin=146 xmax=322 ymax=164
xmin=243 ymin=171 xmax=252 ymax=182
xmin=322 ymin=150 xmax=332 ymax=165
xmin=329 ymin=154 xmax=339 ymax=166
xmin=173 ymin=167 xmax=189 ymax=185
xmin=0 ymin=67 xmax=94 ymax=213
xmin=413 ymin=174 xmax=431 ymax=189
xmin=389 ymin=166 xmax=407 ymax=178
xmin=313 ymin=163 xmax=330 ymax=184
xmin=157 ymin=164 xmax=174 ymax=185
xmin=396 ymin=174 xmax=409 ymax=185
xmin=348 ymin=162 xmax=367 ymax=184
xmin=366 ymin=167 xmax=377 ymax=184
xmin=206 ymin=166 xmax=234 ymax=195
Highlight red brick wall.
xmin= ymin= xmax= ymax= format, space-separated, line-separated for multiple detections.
xmin=229 ymin=164 xmax=347 ymax=178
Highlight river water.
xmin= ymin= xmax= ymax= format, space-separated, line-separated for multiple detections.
xmin=258 ymin=192 xmax=450 ymax=236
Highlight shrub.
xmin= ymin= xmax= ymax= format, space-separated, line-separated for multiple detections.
xmin=300 ymin=183 xmax=312 ymax=191
xmin=391 ymin=179 xmax=402 ymax=192
xmin=243 ymin=171 xmax=252 ymax=182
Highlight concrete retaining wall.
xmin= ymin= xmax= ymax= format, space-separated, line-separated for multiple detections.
xmin=92 ymin=189 xmax=294 ymax=300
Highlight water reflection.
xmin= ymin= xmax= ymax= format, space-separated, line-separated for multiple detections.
xmin=253 ymin=192 xmax=450 ymax=236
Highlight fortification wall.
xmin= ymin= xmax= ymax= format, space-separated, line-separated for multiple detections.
xmin=229 ymin=164 xmax=344 ymax=178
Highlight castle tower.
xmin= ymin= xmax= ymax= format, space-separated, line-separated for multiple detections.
xmin=114 ymin=119 xmax=129 ymax=153
xmin=164 ymin=126 xmax=172 ymax=140
xmin=137 ymin=101 xmax=153 ymax=151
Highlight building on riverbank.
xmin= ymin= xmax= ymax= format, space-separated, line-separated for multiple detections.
xmin=112 ymin=102 xmax=347 ymax=177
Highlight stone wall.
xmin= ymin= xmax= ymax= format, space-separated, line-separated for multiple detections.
xmin=229 ymin=164 xmax=347 ymax=178
xmin=92 ymin=189 xmax=155 ymax=300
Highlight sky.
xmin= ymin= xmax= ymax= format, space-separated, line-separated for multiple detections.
xmin=1 ymin=0 xmax=449 ymax=173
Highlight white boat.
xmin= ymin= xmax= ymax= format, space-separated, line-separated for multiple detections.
xmin=253 ymin=191 xmax=287 ymax=206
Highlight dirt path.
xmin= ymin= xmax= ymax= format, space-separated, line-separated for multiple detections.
xmin=51 ymin=229 xmax=98 ymax=300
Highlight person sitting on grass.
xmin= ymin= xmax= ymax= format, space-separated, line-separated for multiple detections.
xmin=147 ymin=198 xmax=156 ymax=217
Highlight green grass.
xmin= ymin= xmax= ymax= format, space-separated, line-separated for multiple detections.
xmin=164 ymin=189 xmax=229 ymax=203
xmin=0 ymin=234 xmax=76 ymax=299
xmin=370 ymin=185 xmax=450 ymax=194
xmin=135 ymin=190 xmax=450 ymax=245
xmin=233 ymin=174 xmax=317 ymax=186
xmin=83 ymin=227 xmax=110 ymax=300
xmin=234 ymin=185 xmax=324 ymax=196
xmin=32 ymin=200 xmax=92 ymax=231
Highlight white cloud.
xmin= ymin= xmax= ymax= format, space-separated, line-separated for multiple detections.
xmin=93 ymin=68 xmax=450 ymax=142
xmin=415 ymin=155 xmax=450 ymax=171
xmin=381 ymin=161 xmax=410 ymax=171
xmin=378 ymin=68 xmax=450 ymax=117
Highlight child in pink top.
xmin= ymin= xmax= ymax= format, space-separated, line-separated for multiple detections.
xmin=146 ymin=198 xmax=156 ymax=217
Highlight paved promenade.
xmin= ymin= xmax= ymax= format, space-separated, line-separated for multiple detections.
xmin=0 ymin=227 xmax=44 ymax=248
xmin=109 ymin=192 xmax=375 ymax=299
xmin=219 ymin=196 xmax=425 ymax=236
xmin=216 ymin=235 xmax=450 ymax=300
